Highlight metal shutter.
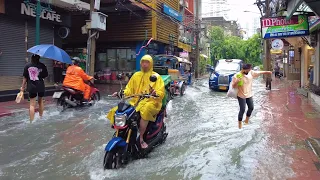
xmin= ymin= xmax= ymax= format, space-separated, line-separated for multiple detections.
xmin=28 ymin=22 xmax=54 ymax=77
xmin=0 ymin=16 xmax=26 ymax=76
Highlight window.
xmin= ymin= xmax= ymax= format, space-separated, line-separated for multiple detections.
xmin=107 ymin=49 xmax=117 ymax=70
xmin=104 ymin=48 xmax=136 ymax=71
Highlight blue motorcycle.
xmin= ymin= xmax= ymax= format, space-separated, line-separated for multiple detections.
xmin=103 ymin=74 xmax=169 ymax=169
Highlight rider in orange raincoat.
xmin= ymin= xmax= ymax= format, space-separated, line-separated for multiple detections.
xmin=63 ymin=58 xmax=94 ymax=101
xmin=107 ymin=55 xmax=165 ymax=149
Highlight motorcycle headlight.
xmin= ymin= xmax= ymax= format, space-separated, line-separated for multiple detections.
xmin=114 ymin=114 xmax=127 ymax=127
xmin=210 ymin=73 xmax=217 ymax=80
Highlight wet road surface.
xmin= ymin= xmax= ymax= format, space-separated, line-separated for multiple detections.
xmin=0 ymin=79 xmax=298 ymax=180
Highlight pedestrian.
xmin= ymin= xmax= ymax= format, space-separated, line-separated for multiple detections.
xmin=78 ymin=48 xmax=87 ymax=71
xmin=231 ymin=63 xmax=272 ymax=129
xmin=53 ymin=60 xmax=63 ymax=86
xmin=274 ymin=62 xmax=280 ymax=78
xmin=20 ymin=54 xmax=48 ymax=123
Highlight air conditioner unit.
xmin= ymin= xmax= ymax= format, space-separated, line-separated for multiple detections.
xmin=91 ymin=12 xmax=108 ymax=31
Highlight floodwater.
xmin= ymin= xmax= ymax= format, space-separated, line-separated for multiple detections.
xmin=0 ymin=79 xmax=295 ymax=180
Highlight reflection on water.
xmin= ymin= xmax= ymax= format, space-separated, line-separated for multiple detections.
xmin=0 ymin=80 xmax=294 ymax=180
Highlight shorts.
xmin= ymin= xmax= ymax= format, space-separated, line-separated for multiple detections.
xmin=29 ymin=92 xmax=45 ymax=99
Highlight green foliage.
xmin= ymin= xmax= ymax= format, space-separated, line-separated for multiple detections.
xmin=199 ymin=55 xmax=210 ymax=75
xmin=209 ymin=26 xmax=262 ymax=67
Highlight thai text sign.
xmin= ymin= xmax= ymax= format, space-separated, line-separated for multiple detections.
xmin=163 ymin=4 xmax=182 ymax=22
xmin=261 ymin=15 xmax=309 ymax=39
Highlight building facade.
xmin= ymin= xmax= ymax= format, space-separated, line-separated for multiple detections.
xmin=201 ymin=0 xmax=229 ymax=19
xmin=0 ymin=0 xmax=72 ymax=91
xmin=66 ymin=0 xmax=187 ymax=75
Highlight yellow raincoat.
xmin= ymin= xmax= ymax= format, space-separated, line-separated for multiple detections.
xmin=107 ymin=55 xmax=165 ymax=124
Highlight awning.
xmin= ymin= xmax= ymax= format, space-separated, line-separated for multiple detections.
xmin=286 ymin=0 xmax=303 ymax=20
xmin=80 ymin=0 xmax=150 ymax=13
xmin=304 ymin=0 xmax=320 ymax=17
xmin=286 ymin=0 xmax=320 ymax=20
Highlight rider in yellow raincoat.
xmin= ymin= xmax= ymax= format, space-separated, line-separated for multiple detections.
xmin=107 ymin=55 xmax=165 ymax=148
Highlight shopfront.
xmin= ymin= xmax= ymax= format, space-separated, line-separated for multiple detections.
xmin=0 ymin=0 xmax=71 ymax=90
xmin=261 ymin=15 xmax=310 ymax=81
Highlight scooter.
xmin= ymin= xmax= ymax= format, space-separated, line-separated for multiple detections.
xmin=52 ymin=81 xmax=100 ymax=110
xmin=103 ymin=74 xmax=168 ymax=169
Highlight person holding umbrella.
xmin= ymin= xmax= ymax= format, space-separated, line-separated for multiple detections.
xmin=21 ymin=54 xmax=48 ymax=122
xmin=25 ymin=44 xmax=72 ymax=121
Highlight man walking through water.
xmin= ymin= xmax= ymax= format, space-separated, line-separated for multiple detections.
xmin=231 ymin=63 xmax=272 ymax=129
xmin=107 ymin=55 xmax=165 ymax=149
xmin=78 ymin=48 xmax=87 ymax=71
xmin=21 ymin=54 xmax=48 ymax=122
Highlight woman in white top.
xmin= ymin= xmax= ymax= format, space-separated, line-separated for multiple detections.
xmin=232 ymin=63 xmax=272 ymax=129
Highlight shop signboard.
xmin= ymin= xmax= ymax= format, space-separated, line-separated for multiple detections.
xmin=309 ymin=16 xmax=320 ymax=32
xmin=261 ymin=15 xmax=309 ymax=39
xmin=163 ymin=3 xmax=182 ymax=22
xmin=271 ymin=39 xmax=284 ymax=50
xmin=4 ymin=0 xmax=70 ymax=26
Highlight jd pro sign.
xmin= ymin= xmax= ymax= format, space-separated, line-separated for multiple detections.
xmin=21 ymin=1 xmax=62 ymax=23
xmin=261 ymin=15 xmax=309 ymax=39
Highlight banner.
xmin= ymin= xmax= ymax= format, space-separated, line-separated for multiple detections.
xmin=261 ymin=15 xmax=309 ymax=39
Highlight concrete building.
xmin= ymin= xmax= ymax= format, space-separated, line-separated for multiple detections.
xmin=201 ymin=0 xmax=229 ymax=20
xmin=202 ymin=17 xmax=240 ymax=37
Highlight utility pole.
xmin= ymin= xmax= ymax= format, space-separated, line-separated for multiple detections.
xmin=87 ymin=0 xmax=97 ymax=76
xmin=35 ymin=0 xmax=41 ymax=45
xmin=264 ymin=0 xmax=272 ymax=89
xmin=195 ymin=0 xmax=200 ymax=78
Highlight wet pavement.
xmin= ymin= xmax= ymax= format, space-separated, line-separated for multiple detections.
xmin=0 ymin=78 xmax=320 ymax=180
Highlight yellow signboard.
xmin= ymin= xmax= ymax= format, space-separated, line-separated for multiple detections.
xmin=178 ymin=42 xmax=191 ymax=52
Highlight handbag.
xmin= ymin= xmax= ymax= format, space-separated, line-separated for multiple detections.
xmin=227 ymin=82 xmax=238 ymax=98
xmin=15 ymin=91 xmax=24 ymax=103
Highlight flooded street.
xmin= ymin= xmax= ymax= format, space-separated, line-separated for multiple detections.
xmin=0 ymin=79 xmax=296 ymax=180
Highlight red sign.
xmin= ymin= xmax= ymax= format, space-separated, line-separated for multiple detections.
xmin=261 ymin=16 xmax=299 ymax=28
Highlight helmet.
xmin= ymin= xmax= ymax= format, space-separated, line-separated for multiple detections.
xmin=72 ymin=57 xmax=80 ymax=65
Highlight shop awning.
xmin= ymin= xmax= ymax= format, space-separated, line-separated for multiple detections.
xmin=286 ymin=0 xmax=319 ymax=20
xmin=80 ymin=0 xmax=150 ymax=13
xmin=304 ymin=0 xmax=320 ymax=17
xmin=286 ymin=0 xmax=303 ymax=20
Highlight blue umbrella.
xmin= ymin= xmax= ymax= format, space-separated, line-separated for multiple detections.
xmin=27 ymin=44 xmax=72 ymax=64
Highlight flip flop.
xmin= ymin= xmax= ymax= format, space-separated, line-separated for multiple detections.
xmin=140 ymin=140 xmax=148 ymax=149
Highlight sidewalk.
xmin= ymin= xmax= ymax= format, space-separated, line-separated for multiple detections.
xmin=262 ymin=79 xmax=320 ymax=179
xmin=0 ymin=98 xmax=55 ymax=118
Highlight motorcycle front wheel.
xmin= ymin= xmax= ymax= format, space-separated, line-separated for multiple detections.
xmin=103 ymin=148 xmax=121 ymax=169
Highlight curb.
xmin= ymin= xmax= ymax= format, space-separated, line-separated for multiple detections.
xmin=0 ymin=103 xmax=56 ymax=118
xmin=306 ymin=137 xmax=320 ymax=160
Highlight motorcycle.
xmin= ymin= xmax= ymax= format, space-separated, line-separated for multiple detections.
xmin=52 ymin=81 xmax=100 ymax=110
xmin=103 ymin=74 xmax=168 ymax=169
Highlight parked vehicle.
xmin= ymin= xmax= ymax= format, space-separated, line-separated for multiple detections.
xmin=103 ymin=73 xmax=171 ymax=169
xmin=153 ymin=55 xmax=192 ymax=97
xmin=52 ymin=82 xmax=100 ymax=110
xmin=209 ymin=59 xmax=243 ymax=91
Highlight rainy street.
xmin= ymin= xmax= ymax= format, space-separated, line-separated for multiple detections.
xmin=0 ymin=78 xmax=319 ymax=180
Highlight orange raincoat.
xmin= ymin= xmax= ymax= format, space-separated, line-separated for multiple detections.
xmin=63 ymin=65 xmax=93 ymax=100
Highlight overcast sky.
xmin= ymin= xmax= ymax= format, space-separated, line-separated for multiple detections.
xmin=227 ymin=0 xmax=261 ymax=37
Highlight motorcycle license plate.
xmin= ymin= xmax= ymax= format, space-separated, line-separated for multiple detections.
xmin=52 ymin=91 xmax=63 ymax=99
xmin=219 ymin=86 xmax=227 ymax=90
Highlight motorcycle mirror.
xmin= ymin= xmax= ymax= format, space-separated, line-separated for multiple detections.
xmin=117 ymin=74 xmax=123 ymax=80
xmin=149 ymin=75 xmax=157 ymax=82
